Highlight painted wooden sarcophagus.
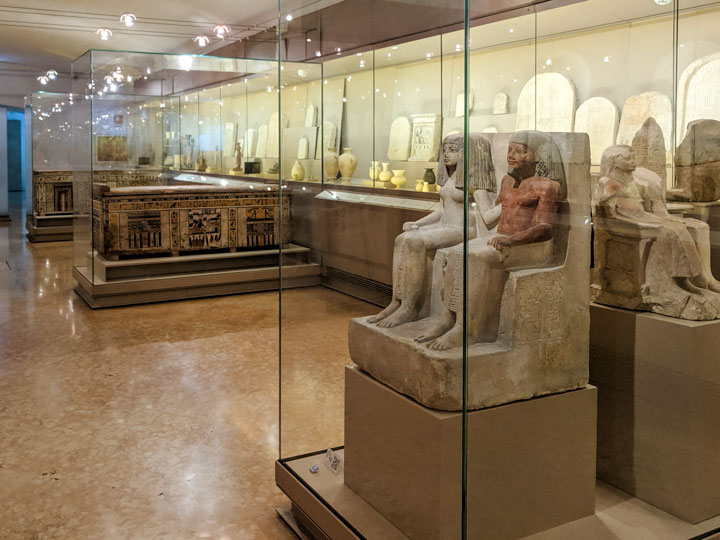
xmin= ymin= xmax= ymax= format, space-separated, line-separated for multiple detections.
xmin=92 ymin=183 xmax=291 ymax=259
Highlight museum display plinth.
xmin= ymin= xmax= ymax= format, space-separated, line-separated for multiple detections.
xmin=73 ymin=244 xmax=320 ymax=308
xmin=344 ymin=366 xmax=597 ymax=540
xmin=26 ymin=214 xmax=73 ymax=242
xmin=683 ymin=200 xmax=720 ymax=278
xmin=590 ymin=302 xmax=720 ymax=523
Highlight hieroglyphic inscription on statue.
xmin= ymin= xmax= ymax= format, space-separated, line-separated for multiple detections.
xmin=512 ymin=271 xmax=565 ymax=344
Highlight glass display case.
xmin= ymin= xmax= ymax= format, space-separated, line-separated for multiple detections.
xmin=69 ymin=50 xmax=306 ymax=307
xmin=275 ymin=0 xmax=720 ymax=539
xmin=27 ymin=91 xmax=77 ymax=241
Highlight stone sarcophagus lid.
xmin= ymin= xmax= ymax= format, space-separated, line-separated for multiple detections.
xmin=92 ymin=183 xmax=291 ymax=259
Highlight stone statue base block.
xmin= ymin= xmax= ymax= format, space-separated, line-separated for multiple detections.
xmin=349 ymin=316 xmax=588 ymax=410
xmin=345 ymin=366 xmax=597 ymax=540
xmin=590 ymin=303 xmax=720 ymax=523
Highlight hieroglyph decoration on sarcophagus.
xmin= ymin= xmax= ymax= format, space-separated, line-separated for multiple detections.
xmin=591 ymin=144 xmax=720 ymax=320
xmin=92 ymin=184 xmax=291 ymax=260
xmin=349 ymin=130 xmax=592 ymax=411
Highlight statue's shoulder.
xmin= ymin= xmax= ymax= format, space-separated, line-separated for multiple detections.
xmin=595 ymin=176 xmax=624 ymax=199
xmin=534 ymin=175 xmax=562 ymax=196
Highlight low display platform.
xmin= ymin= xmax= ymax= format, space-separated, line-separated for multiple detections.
xmin=26 ymin=214 xmax=73 ymax=242
xmin=590 ymin=302 xmax=720 ymax=524
xmin=73 ymin=244 xmax=321 ymax=308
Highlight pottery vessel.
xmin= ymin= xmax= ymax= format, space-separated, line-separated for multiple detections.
xmin=324 ymin=147 xmax=340 ymax=181
xmin=391 ymin=170 xmax=407 ymax=189
xmin=369 ymin=161 xmax=381 ymax=181
xmin=339 ymin=148 xmax=358 ymax=179
xmin=378 ymin=162 xmax=392 ymax=184
xmin=291 ymin=160 xmax=305 ymax=181
xmin=423 ymin=167 xmax=437 ymax=185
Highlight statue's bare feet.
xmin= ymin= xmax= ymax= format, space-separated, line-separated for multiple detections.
xmin=704 ymin=277 xmax=720 ymax=294
xmin=367 ymin=300 xmax=400 ymax=324
xmin=426 ymin=326 xmax=464 ymax=351
xmin=415 ymin=314 xmax=455 ymax=343
xmin=377 ymin=306 xmax=417 ymax=328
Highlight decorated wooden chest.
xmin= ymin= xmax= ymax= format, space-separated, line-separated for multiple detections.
xmin=32 ymin=170 xmax=165 ymax=216
xmin=92 ymin=184 xmax=291 ymax=259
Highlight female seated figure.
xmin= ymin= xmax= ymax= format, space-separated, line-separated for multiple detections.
xmin=368 ymin=133 xmax=497 ymax=328
xmin=416 ymin=130 xmax=566 ymax=350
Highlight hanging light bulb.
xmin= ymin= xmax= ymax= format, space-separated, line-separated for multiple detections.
xmin=119 ymin=13 xmax=136 ymax=26
xmin=193 ymin=35 xmax=211 ymax=47
xmin=37 ymin=75 xmax=49 ymax=85
xmin=46 ymin=70 xmax=58 ymax=80
xmin=96 ymin=28 xmax=113 ymax=40
xmin=213 ymin=24 xmax=231 ymax=39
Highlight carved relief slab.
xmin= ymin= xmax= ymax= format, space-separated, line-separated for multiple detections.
xmin=574 ymin=97 xmax=619 ymax=166
xmin=516 ymin=73 xmax=576 ymax=132
xmin=387 ymin=116 xmax=412 ymax=161
xmin=493 ymin=92 xmax=509 ymax=115
xmin=255 ymin=125 xmax=268 ymax=159
xmin=409 ymin=114 xmax=442 ymax=162
xmin=616 ymin=92 xmax=672 ymax=156
xmin=244 ymin=128 xmax=258 ymax=158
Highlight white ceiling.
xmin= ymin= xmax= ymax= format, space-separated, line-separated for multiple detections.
xmin=0 ymin=0 xmax=280 ymax=76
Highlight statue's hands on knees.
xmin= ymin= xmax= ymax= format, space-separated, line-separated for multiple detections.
xmin=403 ymin=222 xmax=419 ymax=232
xmin=489 ymin=236 xmax=513 ymax=250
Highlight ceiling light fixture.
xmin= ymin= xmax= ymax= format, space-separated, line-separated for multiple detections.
xmin=37 ymin=75 xmax=49 ymax=85
xmin=119 ymin=13 xmax=136 ymax=27
xmin=654 ymin=0 xmax=672 ymax=5
xmin=193 ymin=35 xmax=211 ymax=47
xmin=285 ymin=14 xmax=293 ymax=21
xmin=96 ymin=28 xmax=113 ymax=40
xmin=46 ymin=70 xmax=57 ymax=80
xmin=213 ymin=24 xmax=231 ymax=39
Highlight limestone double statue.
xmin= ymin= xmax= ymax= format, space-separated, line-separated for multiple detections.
xmin=592 ymin=145 xmax=720 ymax=320
xmin=368 ymin=133 xmax=497 ymax=329
xmin=351 ymin=130 xmax=591 ymax=410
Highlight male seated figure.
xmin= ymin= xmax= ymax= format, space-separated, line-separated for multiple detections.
xmin=593 ymin=145 xmax=720 ymax=320
xmin=417 ymin=130 xmax=566 ymax=350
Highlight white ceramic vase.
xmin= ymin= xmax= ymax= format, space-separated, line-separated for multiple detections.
xmin=324 ymin=147 xmax=340 ymax=181
xmin=338 ymin=147 xmax=358 ymax=179
xmin=291 ymin=160 xmax=305 ymax=181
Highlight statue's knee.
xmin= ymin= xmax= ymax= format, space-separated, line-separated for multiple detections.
xmin=408 ymin=236 xmax=425 ymax=251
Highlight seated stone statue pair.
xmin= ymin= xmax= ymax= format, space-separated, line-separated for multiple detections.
xmin=368 ymin=130 xmax=566 ymax=349
xmin=593 ymin=145 xmax=720 ymax=320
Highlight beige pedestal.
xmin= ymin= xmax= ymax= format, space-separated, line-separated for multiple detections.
xmin=344 ymin=366 xmax=597 ymax=540
xmin=26 ymin=214 xmax=73 ymax=242
xmin=590 ymin=303 xmax=720 ymax=523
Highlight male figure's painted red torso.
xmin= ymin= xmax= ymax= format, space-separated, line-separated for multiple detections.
xmin=496 ymin=174 xmax=561 ymax=242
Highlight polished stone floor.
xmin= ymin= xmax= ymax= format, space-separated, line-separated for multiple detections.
xmin=0 ymin=194 xmax=375 ymax=540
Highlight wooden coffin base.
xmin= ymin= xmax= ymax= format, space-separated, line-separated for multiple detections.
xmin=73 ymin=244 xmax=321 ymax=308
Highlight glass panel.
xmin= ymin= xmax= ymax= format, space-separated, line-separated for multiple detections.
xmin=69 ymin=51 xmax=278 ymax=286
xmin=278 ymin=0 xmax=468 ymax=538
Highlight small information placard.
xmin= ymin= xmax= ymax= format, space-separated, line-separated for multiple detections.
xmin=324 ymin=448 xmax=343 ymax=475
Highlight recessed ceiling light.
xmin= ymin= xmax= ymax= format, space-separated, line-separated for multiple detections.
xmin=193 ymin=35 xmax=211 ymax=47
xmin=37 ymin=75 xmax=49 ymax=85
xmin=306 ymin=37 xmax=311 ymax=42
xmin=509 ymin=28 xmax=515 ymax=33
xmin=46 ymin=70 xmax=57 ymax=80
xmin=96 ymin=28 xmax=113 ymax=40
xmin=285 ymin=14 xmax=293 ymax=21
xmin=213 ymin=24 xmax=231 ymax=39
xmin=119 ymin=13 xmax=136 ymax=27
xmin=654 ymin=0 xmax=671 ymax=5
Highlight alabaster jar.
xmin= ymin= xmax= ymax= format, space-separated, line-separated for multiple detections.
xmin=291 ymin=160 xmax=305 ymax=181
xmin=378 ymin=162 xmax=392 ymax=184
xmin=391 ymin=170 xmax=407 ymax=189
xmin=324 ymin=147 xmax=340 ymax=180
xmin=415 ymin=179 xmax=424 ymax=192
xmin=338 ymin=148 xmax=358 ymax=179
xmin=369 ymin=161 xmax=381 ymax=180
